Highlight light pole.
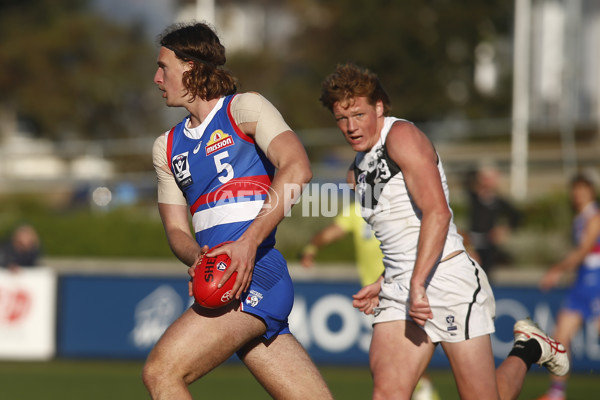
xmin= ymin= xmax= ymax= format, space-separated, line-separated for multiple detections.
xmin=196 ymin=0 xmax=215 ymax=25
xmin=511 ymin=0 xmax=532 ymax=201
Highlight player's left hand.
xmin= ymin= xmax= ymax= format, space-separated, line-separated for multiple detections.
xmin=408 ymin=284 xmax=433 ymax=326
xmin=188 ymin=245 xmax=209 ymax=297
xmin=206 ymin=239 xmax=256 ymax=300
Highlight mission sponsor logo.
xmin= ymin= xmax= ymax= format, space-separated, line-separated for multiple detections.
xmin=205 ymin=130 xmax=234 ymax=156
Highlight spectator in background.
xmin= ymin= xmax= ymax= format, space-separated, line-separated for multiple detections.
xmin=467 ymin=165 xmax=521 ymax=275
xmin=0 ymin=224 xmax=42 ymax=271
xmin=536 ymin=173 xmax=600 ymax=400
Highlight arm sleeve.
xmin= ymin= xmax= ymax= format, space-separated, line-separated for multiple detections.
xmin=230 ymin=92 xmax=292 ymax=154
xmin=152 ymin=134 xmax=188 ymax=206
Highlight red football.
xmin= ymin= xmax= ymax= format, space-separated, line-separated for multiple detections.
xmin=193 ymin=243 xmax=237 ymax=308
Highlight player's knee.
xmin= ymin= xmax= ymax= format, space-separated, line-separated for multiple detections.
xmin=142 ymin=359 xmax=167 ymax=392
xmin=141 ymin=362 xmax=155 ymax=390
xmin=373 ymin=386 xmax=412 ymax=400
xmin=372 ymin=378 xmax=413 ymax=400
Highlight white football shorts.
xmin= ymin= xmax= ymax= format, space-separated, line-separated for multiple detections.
xmin=373 ymin=251 xmax=496 ymax=343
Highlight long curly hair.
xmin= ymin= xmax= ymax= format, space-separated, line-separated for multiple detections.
xmin=158 ymin=22 xmax=237 ymax=101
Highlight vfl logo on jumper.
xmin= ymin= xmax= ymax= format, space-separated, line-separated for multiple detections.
xmin=216 ymin=261 xmax=227 ymax=271
xmin=355 ymin=147 xmax=396 ymax=211
xmin=205 ymin=130 xmax=234 ymax=156
xmin=245 ymin=290 xmax=263 ymax=307
xmin=172 ymin=152 xmax=193 ymax=188
xmin=356 ymin=171 xmax=386 ymax=210
xmin=356 ymin=172 xmax=368 ymax=206
xmin=446 ymin=315 xmax=457 ymax=335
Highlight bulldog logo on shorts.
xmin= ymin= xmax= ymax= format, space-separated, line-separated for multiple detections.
xmin=245 ymin=290 xmax=263 ymax=307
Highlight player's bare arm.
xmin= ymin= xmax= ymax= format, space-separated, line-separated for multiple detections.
xmin=565 ymin=213 xmax=600 ymax=268
xmin=206 ymin=93 xmax=305 ymax=297
xmin=352 ymin=276 xmax=383 ymax=314
xmin=210 ymin=128 xmax=312 ymax=298
xmin=158 ymin=203 xmax=204 ymax=268
xmin=153 ymin=134 xmax=206 ymax=279
xmin=385 ymin=121 xmax=451 ymax=326
xmin=300 ymin=223 xmax=346 ymax=268
xmin=541 ymin=213 xmax=600 ymax=290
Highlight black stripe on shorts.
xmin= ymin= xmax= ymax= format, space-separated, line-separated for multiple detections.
xmin=464 ymin=256 xmax=481 ymax=340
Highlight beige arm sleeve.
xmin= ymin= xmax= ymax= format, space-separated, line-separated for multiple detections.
xmin=230 ymin=92 xmax=292 ymax=154
xmin=152 ymin=134 xmax=188 ymax=206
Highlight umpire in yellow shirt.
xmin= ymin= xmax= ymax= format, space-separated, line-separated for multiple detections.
xmin=300 ymin=202 xmax=383 ymax=286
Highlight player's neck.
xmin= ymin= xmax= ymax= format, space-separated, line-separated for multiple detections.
xmin=187 ymin=97 xmax=221 ymax=128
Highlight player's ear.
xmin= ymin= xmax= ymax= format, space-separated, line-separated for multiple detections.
xmin=375 ymin=100 xmax=384 ymax=117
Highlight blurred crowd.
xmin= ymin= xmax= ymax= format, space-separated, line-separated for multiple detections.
xmin=0 ymin=223 xmax=42 ymax=272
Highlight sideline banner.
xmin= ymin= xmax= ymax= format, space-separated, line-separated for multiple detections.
xmin=58 ymin=274 xmax=190 ymax=358
xmin=0 ymin=267 xmax=57 ymax=360
xmin=291 ymin=282 xmax=600 ymax=372
xmin=57 ymin=274 xmax=599 ymax=372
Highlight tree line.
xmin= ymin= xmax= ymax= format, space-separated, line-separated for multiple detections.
xmin=0 ymin=0 xmax=515 ymax=142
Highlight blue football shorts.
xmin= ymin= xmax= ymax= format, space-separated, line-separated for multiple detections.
xmin=239 ymin=247 xmax=293 ymax=340
xmin=563 ymin=267 xmax=600 ymax=320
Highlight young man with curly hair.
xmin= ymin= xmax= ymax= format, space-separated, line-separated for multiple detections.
xmin=142 ymin=22 xmax=333 ymax=400
xmin=320 ymin=63 xmax=569 ymax=400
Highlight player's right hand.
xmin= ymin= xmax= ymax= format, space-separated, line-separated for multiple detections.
xmin=539 ymin=268 xmax=562 ymax=291
xmin=408 ymin=284 xmax=433 ymax=326
xmin=300 ymin=253 xmax=315 ymax=268
xmin=206 ymin=238 xmax=256 ymax=300
xmin=352 ymin=281 xmax=380 ymax=315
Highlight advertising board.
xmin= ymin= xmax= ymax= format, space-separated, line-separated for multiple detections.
xmin=0 ymin=267 xmax=56 ymax=360
xmin=57 ymin=274 xmax=599 ymax=372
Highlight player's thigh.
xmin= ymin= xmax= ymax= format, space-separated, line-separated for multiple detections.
xmin=240 ymin=332 xmax=309 ymax=370
xmin=442 ymin=334 xmax=499 ymax=400
xmin=146 ymin=302 xmax=266 ymax=381
xmin=240 ymin=333 xmax=332 ymax=399
xmin=370 ymin=320 xmax=435 ymax=391
xmin=554 ymin=309 xmax=584 ymax=345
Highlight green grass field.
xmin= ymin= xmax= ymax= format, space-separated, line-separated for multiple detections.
xmin=0 ymin=360 xmax=597 ymax=399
